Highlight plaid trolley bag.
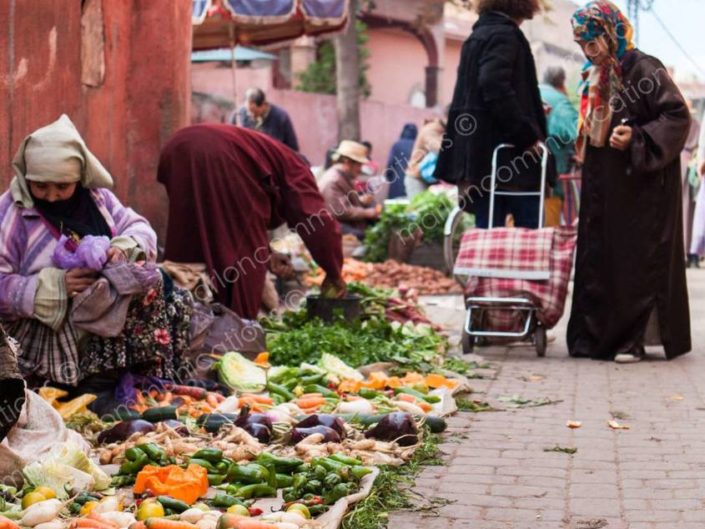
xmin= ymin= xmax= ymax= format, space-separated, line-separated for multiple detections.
xmin=453 ymin=226 xmax=578 ymax=355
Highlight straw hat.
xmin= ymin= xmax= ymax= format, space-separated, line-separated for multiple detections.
xmin=334 ymin=140 xmax=370 ymax=165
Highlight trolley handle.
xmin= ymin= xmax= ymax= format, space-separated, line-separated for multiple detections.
xmin=488 ymin=142 xmax=550 ymax=230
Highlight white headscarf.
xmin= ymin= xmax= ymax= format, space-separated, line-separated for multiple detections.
xmin=10 ymin=114 xmax=114 ymax=208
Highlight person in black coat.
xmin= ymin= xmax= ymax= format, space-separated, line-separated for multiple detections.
xmin=234 ymin=88 xmax=300 ymax=152
xmin=436 ymin=0 xmax=553 ymax=228
xmin=385 ymin=123 xmax=418 ymax=199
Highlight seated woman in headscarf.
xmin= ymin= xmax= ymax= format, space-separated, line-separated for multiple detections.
xmin=0 ymin=115 xmax=191 ymax=388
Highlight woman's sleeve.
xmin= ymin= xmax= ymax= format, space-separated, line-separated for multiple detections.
xmin=100 ymin=190 xmax=158 ymax=262
xmin=275 ymin=152 xmax=343 ymax=280
xmin=629 ymin=62 xmax=692 ymax=174
xmin=478 ymin=32 xmax=540 ymax=150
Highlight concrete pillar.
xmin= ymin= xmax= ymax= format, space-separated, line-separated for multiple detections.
xmin=425 ymin=65 xmax=441 ymax=108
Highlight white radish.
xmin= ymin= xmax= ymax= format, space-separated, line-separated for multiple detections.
xmin=262 ymin=512 xmax=307 ymax=526
xmin=180 ymin=509 xmax=207 ymax=523
xmin=216 ymin=396 xmax=239 ymax=413
xmin=20 ymin=499 xmax=64 ymax=527
xmin=196 ymin=518 xmax=217 ymax=529
xmin=97 ymin=512 xmax=136 ymax=528
xmin=394 ymin=400 xmax=425 ymax=415
xmin=274 ymin=523 xmax=300 ymax=529
xmin=34 ymin=522 xmax=65 ymax=529
xmin=94 ymin=496 xmax=123 ymax=513
xmin=336 ymin=400 xmax=374 ymax=414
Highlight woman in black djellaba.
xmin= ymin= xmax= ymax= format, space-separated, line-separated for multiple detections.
xmin=568 ymin=1 xmax=691 ymax=363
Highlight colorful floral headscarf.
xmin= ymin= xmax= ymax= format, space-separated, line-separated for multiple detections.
xmin=572 ymin=1 xmax=635 ymax=158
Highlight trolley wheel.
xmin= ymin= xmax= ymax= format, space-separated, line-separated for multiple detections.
xmin=461 ymin=331 xmax=475 ymax=354
xmin=535 ymin=326 xmax=547 ymax=357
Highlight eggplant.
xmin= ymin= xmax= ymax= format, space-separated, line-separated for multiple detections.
xmin=160 ymin=420 xmax=189 ymax=436
xmin=97 ymin=420 xmax=155 ymax=444
xmin=246 ymin=423 xmax=272 ymax=444
xmin=294 ymin=414 xmax=346 ymax=437
xmin=234 ymin=407 xmax=273 ymax=430
xmin=364 ymin=412 xmax=418 ymax=447
xmin=290 ymin=425 xmax=341 ymax=444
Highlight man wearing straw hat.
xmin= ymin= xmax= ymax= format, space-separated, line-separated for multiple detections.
xmin=320 ymin=140 xmax=381 ymax=240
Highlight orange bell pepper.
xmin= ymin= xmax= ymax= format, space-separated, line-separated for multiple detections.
xmin=134 ymin=465 xmax=208 ymax=505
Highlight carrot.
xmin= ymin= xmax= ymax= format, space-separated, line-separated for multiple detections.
xmin=128 ymin=523 xmax=147 ymax=529
xmin=298 ymin=393 xmax=323 ymax=399
xmin=144 ymin=519 xmax=199 ymax=529
xmin=206 ymin=393 xmax=219 ymax=408
xmin=396 ymin=393 xmax=417 ymax=404
xmin=297 ymin=397 xmax=326 ymax=409
xmin=88 ymin=513 xmax=120 ymax=529
xmin=241 ymin=394 xmax=274 ymax=405
xmin=230 ymin=519 xmax=278 ymax=529
xmin=70 ymin=519 xmax=115 ymax=529
xmin=0 ymin=516 xmax=20 ymax=529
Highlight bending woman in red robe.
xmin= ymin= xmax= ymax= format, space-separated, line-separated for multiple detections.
xmin=157 ymin=125 xmax=345 ymax=319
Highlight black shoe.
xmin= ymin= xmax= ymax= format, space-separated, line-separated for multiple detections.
xmin=687 ymin=254 xmax=700 ymax=268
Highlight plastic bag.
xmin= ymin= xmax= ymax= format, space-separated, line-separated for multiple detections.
xmin=52 ymin=235 xmax=111 ymax=270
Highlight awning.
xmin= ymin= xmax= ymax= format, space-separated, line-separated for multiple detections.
xmin=193 ymin=0 xmax=350 ymax=50
xmin=191 ymin=46 xmax=277 ymax=63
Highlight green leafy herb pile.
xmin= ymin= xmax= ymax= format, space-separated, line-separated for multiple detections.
xmin=264 ymin=311 xmax=447 ymax=373
xmin=363 ymin=191 xmax=473 ymax=263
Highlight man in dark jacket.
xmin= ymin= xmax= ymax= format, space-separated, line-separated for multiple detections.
xmin=436 ymin=0 xmax=551 ymax=228
xmin=234 ymin=88 xmax=300 ymax=152
xmin=385 ymin=123 xmax=418 ymax=199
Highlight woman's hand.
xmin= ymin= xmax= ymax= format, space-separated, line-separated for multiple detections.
xmin=269 ymin=252 xmax=296 ymax=280
xmin=107 ymin=247 xmax=127 ymax=263
xmin=321 ymin=275 xmax=347 ymax=299
xmin=65 ymin=268 xmax=99 ymax=297
xmin=610 ymin=125 xmax=633 ymax=151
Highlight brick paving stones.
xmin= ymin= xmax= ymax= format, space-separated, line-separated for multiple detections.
xmin=388 ymin=271 xmax=705 ymax=529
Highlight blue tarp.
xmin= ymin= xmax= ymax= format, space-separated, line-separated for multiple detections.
xmin=224 ymin=0 xmax=295 ymax=18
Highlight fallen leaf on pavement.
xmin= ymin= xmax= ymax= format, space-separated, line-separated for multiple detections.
xmin=576 ymin=519 xmax=608 ymax=529
xmin=670 ymin=394 xmax=684 ymax=401
xmin=608 ymin=420 xmax=631 ymax=430
xmin=521 ymin=374 xmax=545 ymax=382
xmin=566 ymin=421 xmax=582 ymax=429
xmin=610 ymin=410 xmax=630 ymax=420
xmin=544 ymin=445 xmax=577 ymax=454
xmin=498 ymin=395 xmax=563 ymax=408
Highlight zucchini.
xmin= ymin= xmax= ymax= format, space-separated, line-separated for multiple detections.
xmin=102 ymin=409 xmax=141 ymax=422
xmin=142 ymin=406 xmax=178 ymax=423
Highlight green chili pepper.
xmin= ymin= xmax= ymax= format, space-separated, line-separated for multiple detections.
xmin=313 ymin=465 xmax=328 ymax=480
xmin=226 ymin=463 xmax=269 ymax=484
xmin=351 ymin=466 xmax=373 ymax=479
xmin=215 ymin=461 xmax=230 ymax=474
xmin=208 ymin=474 xmax=225 ymax=486
xmin=302 ymin=385 xmax=338 ymax=399
xmin=275 ymin=474 xmax=293 ymax=488
xmin=323 ymin=473 xmax=341 ymax=488
xmin=282 ymin=488 xmax=297 ymax=503
xmin=266 ymin=382 xmax=296 ymax=401
xmin=137 ymin=443 xmax=167 ymax=462
xmin=189 ymin=458 xmax=217 ymax=473
xmin=299 ymin=374 xmax=325 ymax=385
xmin=110 ymin=474 xmax=136 ymax=488
xmin=234 ymin=484 xmax=277 ymax=499
xmin=124 ymin=447 xmax=146 ymax=462
xmin=329 ymin=454 xmax=362 ymax=466
xmin=157 ymin=496 xmax=190 ymax=514
xmin=394 ymin=387 xmax=441 ymax=403
xmin=292 ymin=473 xmax=307 ymax=490
xmin=324 ymin=483 xmax=354 ymax=504
xmin=256 ymin=452 xmax=304 ymax=472
xmin=358 ymin=388 xmax=381 ymax=400
xmin=119 ymin=452 xmax=150 ymax=475
xmin=192 ymin=448 xmax=223 ymax=463
xmin=210 ymin=493 xmax=241 ymax=508
xmin=304 ymin=480 xmax=322 ymax=494
xmin=315 ymin=458 xmax=345 ymax=473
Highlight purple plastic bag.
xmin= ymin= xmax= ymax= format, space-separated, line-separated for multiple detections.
xmin=52 ymin=235 xmax=111 ymax=271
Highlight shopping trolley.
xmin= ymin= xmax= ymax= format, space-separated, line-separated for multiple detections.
xmin=443 ymin=143 xmax=560 ymax=356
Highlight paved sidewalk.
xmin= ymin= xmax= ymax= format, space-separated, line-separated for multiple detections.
xmin=390 ymin=271 xmax=705 ymax=529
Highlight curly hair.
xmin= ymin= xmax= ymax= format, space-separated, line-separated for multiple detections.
xmin=476 ymin=0 xmax=541 ymax=20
